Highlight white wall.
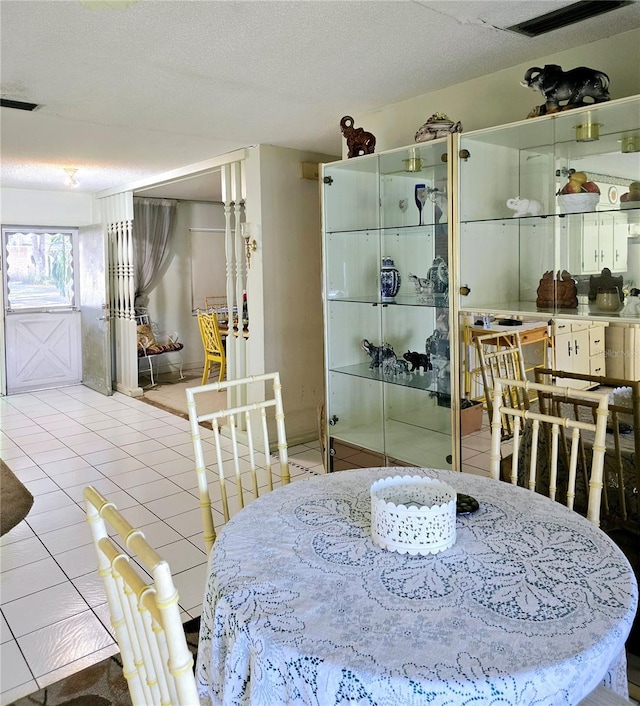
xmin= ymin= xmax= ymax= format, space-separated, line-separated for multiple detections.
xmin=353 ymin=29 xmax=640 ymax=154
xmin=1 ymin=187 xmax=98 ymax=226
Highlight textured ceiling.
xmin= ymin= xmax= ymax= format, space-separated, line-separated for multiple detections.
xmin=1 ymin=0 xmax=639 ymax=201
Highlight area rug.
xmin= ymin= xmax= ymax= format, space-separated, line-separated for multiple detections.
xmin=1 ymin=459 xmax=34 ymax=536
xmin=137 ymin=367 xmax=225 ymax=426
xmin=9 ymin=616 xmax=201 ymax=706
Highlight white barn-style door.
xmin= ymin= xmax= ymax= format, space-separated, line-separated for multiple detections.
xmin=2 ymin=226 xmax=82 ymax=394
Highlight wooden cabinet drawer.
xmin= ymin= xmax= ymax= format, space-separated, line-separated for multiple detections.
xmin=554 ymin=320 xmax=590 ymax=335
xmin=590 ymin=355 xmax=605 ymax=376
xmin=329 ymin=438 xmax=385 ymax=472
xmin=519 ymin=327 xmax=548 ymax=345
xmin=589 ymin=327 xmax=606 ymax=356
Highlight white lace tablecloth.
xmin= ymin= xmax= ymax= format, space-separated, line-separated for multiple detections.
xmin=196 ymin=468 xmax=638 ymax=706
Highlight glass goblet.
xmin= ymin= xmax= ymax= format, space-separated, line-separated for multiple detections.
xmin=415 ymin=184 xmax=427 ymax=226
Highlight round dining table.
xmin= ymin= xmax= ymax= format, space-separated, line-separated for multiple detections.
xmin=195 ymin=467 xmax=638 ymax=706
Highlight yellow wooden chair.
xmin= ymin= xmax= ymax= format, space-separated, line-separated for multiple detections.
xmin=489 ymin=377 xmax=609 ymax=526
xmin=185 ymin=372 xmax=290 ymax=554
xmin=84 ymin=486 xmax=201 ymax=706
xmin=197 ymin=309 xmax=226 ymax=385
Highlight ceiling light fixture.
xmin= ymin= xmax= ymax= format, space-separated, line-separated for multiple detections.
xmin=63 ymin=168 xmax=80 ymax=188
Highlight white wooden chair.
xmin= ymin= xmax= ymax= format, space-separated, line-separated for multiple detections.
xmin=475 ymin=331 xmax=529 ymax=441
xmin=186 ymin=372 xmax=290 ymax=554
xmin=84 ymin=486 xmax=200 ymax=706
xmin=489 ymin=377 xmax=609 ymax=526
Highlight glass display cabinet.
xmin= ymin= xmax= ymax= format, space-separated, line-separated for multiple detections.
xmin=321 ymin=140 xmax=455 ymax=472
xmin=457 ymin=96 xmax=639 ymax=318
xmin=456 ymin=95 xmax=640 ymax=399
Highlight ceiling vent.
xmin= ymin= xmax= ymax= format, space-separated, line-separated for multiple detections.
xmin=507 ymin=0 xmax=633 ymax=37
xmin=1 ymin=98 xmax=40 ymax=111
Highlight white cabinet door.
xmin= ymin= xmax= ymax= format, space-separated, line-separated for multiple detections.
xmin=596 ymin=213 xmax=628 ymax=273
xmin=582 ymin=215 xmax=600 ymax=274
xmin=569 ymin=213 xmax=628 ymax=275
xmin=554 ymin=328 xmax=590 ymax=389
xmin=612 ymin=215 xmax=628 ymax=272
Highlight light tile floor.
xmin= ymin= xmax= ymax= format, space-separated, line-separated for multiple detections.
xmin=460 ymin=412 xmax=493 ymax=477
xmin=0 ymin=383 xmax=323 ymax=705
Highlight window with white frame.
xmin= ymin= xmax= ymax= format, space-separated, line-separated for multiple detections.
xmin=1 ymin=226 xmax=78 ymax=311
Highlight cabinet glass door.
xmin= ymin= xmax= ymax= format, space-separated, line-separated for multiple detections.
xmin=323 ymin=156 xmax=379 ymax=233
xmin=322 ymin=139 xmax=453 ymax=470
xmin=457 ymin=97 xmax=640 ymax=317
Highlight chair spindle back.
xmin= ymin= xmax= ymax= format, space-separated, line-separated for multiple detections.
xmin=186 ymin=372 xmax=290 ymax=553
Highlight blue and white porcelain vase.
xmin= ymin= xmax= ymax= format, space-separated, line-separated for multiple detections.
xmin=380 ymin=256 xmax=401 ymax=302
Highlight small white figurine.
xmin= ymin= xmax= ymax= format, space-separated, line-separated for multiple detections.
xmin=506 ymin=197 xmax=544 ymax=217
xmin=621 ymin=288 xmax=640 ymax=316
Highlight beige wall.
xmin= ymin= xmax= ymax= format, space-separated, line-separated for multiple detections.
xmin=245 ymin=144 xmax=339 ymax=444
xmin=353 ymin=28 xmax=640 ymax=155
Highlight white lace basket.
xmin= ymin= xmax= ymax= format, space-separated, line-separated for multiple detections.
xmin=370 ymin=475 xmax=456 ymax=555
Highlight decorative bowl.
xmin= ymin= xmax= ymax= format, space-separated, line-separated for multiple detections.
xmin=557 ymin=193 xmax=600 ymax=214
xmin=370 ymin=475 xmax=456 ymax=555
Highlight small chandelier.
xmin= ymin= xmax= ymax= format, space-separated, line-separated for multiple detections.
xmin=63 ymin=168 xmax=79 ymax=188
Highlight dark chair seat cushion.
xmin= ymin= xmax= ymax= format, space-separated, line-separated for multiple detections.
xmin=138 ymin=341 xmax=184 ymax=357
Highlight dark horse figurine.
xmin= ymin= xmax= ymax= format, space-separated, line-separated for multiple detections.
xmin=340 ymin=116 xmax=376 ymax=158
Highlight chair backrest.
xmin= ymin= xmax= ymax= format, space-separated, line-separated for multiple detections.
xmin=197 ymin=310 xmax=226 ymax=384
xmin=475 ymin=331 xmax=529 ymax=440
xmin=489 ymin=377 xmax=609 ymax=526
xmin=84 ymin=486 xmax=199 ymax=706
xmin=534 ymin=366 xmax=640 ymax=536
xmin=197 ymin=309 xmax=225 ymax=357
xmin=185 ymin=372 xmax=290 ymax=553
xmin=203 ymin=296 xmax=230 ymax=326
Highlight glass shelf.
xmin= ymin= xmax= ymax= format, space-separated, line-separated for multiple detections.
xmin=459 ymin=206 xmax=639 ymax=226
xmin=330 ymin=364 xmax=441 ymax=392
xmin=460 ymin=206 xmax=640 ymax=225
xmin=326 ymin=294 xmax=447 ymax=307
xmin=327 ymin=223 xmax=444 ymax=235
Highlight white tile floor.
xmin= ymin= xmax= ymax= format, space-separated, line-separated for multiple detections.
xmin=0 ymin=384 xmax=324 ymax=705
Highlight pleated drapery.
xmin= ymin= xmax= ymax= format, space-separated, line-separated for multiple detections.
xmin=132 ymin=197 xmax=177 ymax=310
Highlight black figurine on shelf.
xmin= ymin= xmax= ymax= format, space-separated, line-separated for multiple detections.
xmin=521 ymin=64 xmax=610 ymax=117
xmin=361 ymin=339 xmax=408 ymax=375
xmin=403 ymin=350 xmax=432 ymax=373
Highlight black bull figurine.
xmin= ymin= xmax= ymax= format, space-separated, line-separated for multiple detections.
xmin=522 ymin=64 xmax=610 ymax=115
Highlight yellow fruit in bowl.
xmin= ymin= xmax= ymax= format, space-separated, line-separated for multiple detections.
xmin=560 ymin=171 xmax=600 ymax=195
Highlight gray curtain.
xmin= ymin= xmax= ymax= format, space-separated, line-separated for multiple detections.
xmin=133 ymin=197 xmax=178 ymax=310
